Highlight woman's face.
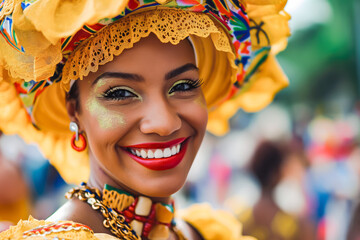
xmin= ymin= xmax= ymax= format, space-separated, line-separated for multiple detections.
xmin=69 ymin=35 xmax=208 ymax=197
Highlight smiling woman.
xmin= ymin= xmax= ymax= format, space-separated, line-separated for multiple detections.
xmin=65 ymin=35 xmax=207 ymax=198
xmin=0 ymin=0 xmax=290 ymax=239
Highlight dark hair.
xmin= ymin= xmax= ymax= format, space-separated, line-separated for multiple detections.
xmin=248 ymin=141 xmax=285 ymax=191
xmin=65 ymin=81 xmax=80 ymax=112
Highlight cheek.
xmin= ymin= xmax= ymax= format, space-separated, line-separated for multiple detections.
xmin=81 ymin=111 xmax=128 ymax=159
xmin=81 ymin=110 xmax=130 ymax=176
xmin=195 ymin=94 xmax=208 ymax=126
xmin=182 ymin=96 xmax=208 ymax=135
xmin=194 ymin=95 xmax=207 ymax=110
xmin=79 ymin=95 xmax=129 ymax=157
xmin=85 ymin=96 xmax=126 ymax=130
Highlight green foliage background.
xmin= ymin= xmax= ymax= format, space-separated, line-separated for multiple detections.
xmin=276 ymin=0 xmax=358 ymax=116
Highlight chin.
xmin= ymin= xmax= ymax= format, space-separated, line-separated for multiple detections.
xmin=138 ymin=173 xmax=188 ymax=198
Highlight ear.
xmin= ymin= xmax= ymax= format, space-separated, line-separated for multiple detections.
xmin=66 ymin=99 xmax=81 ymax=129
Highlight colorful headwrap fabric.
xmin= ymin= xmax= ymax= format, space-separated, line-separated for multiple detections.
xmin=0 ymin=0 xmax=290 ymax=183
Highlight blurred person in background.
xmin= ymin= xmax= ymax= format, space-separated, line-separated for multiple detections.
xmin=0 ymin=131 xmax=30 ymax=231
xmin=347 ymin=201 xmax=360 ymax=240
xmin=237 ymin=140 xmax=316 ymax=240
xmin=305 ymin=116 xmax=360 ymax=240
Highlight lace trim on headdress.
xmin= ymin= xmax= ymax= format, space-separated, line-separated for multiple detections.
xmin=61 ymin=8 xmax=233 ymax=91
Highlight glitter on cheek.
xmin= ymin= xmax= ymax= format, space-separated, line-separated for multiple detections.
xmin=86 ymin=96 xmax=126 ymax=130
xmin=194 ymin=95 xmax=207 ymax=109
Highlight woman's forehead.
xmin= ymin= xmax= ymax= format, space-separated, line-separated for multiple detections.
xmin=105 ymin=35 xmax=195 ymax=69
xmin=85 ymin=35 xmax=197 ymax=81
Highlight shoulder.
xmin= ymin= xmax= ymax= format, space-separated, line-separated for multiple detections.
xmin=177 ymin=203 xmax=256 ymax=240
xmin=0 ymin=216 xmax=119 ymax=240
xmin=47 ymin=198 xmax=111 ymax=234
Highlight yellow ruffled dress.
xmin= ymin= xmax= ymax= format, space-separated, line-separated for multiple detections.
xmin=0 ymin=204 xmax=255 ymax=240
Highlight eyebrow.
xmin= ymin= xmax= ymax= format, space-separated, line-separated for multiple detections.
xmin=92 ymin=63 xmax=198 ymax=86
xmin=92 ymin=72 xmax=144 ymax=86
xmin=165 ymin=63 xmax=198 ymax=80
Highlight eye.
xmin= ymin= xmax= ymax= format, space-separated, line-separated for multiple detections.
xmin=102 ymin=86 xmax=138 ymax=100
xmin=168 ymin=79 xmax=203 ymax=94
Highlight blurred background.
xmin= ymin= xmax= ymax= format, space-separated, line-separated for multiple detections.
xmin=0 ymin=0 xmax=359 ymax=239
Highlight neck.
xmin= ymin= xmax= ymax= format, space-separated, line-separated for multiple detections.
xmin=258 ymin=190 xmax=278 ymax=206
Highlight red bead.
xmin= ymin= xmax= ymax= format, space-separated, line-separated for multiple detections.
xmin=144 ymin=222 xmax=152 ymax=232
xmin=124 ymin=210 xmax=134 ymax=219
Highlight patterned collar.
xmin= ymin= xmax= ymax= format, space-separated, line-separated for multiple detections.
xmin=66 ymin=183 xmax=177 ymax=239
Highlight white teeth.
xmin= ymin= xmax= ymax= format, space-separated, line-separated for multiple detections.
xmin=147 ymin=150 xmax=154 ymax=158
xmin=164 ymin=148 xmax=171 ymax=157
xmin=129 ymin=142 xmax=184 ymax=159
xmin=171 ymin=146 xmax=177 ymax=155
xmin=154 ymin=149 xmax=163 ymax=158
xmin=140 ymin=149 xmax=147 ymax=158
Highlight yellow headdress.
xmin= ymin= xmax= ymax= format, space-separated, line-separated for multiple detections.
xmin=0 ymin=0 xmax=290 ymax=183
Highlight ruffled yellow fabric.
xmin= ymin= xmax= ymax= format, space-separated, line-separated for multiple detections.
xmin=23 ymin=0 xmax=130 ymax=44
xmin=0 ymin=216 xmax=48 ymax=239
xmin=0 ymin=217 xmax=99 ymax=240
xmin=0 ymin=0 xmax=15 ymax=21
xmin=0 ymin=217 xmax=120 ymax=239
xmin=208 ymin=55 xmax=288 ymax=135
xmin=177 ymin=203 xmax=256 ymax=240
xmin=0 ymin=205 xmax=254 ymax=239
xmin=0 ymin=0 xmax=130 ymax=82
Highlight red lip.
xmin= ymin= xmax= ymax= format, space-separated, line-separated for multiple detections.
xmin=123 ymin=137 xmax=186 ymax=149
xmin=123 ymin=138 xmax=189 ymax=171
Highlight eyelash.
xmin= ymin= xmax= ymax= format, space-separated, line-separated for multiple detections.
xmin=168 ymin=79 xmax=203 ymax=94
xmin=102 ymin=86 xmax=137 ymax=101
xmin=101 ymin=79 xmax=203 ymax=101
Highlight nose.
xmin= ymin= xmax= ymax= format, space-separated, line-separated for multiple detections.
xmin=139 ymin=97 xmax=181 ymax=136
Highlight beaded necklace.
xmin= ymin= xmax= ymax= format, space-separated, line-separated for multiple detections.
xmin=66 ymin=183 xmax=186 ymax=240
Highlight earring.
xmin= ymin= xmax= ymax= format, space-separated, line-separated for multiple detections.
xmin=69 ymin=122 xmax=87 ymax=152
